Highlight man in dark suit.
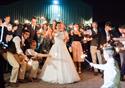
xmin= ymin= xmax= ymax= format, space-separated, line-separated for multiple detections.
xmin=25 ymin=17 xmax=39 ymax=49
xmin=90 ymin=22 xmax=103 ymax=75
xmin=117 ymin=25 xmax=125 ymax=81
xmin=100 ymin=22 xmax=113 ymax=46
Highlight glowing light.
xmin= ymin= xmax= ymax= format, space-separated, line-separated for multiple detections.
xmin=41 ymin=16 xmax=45 ymax=20
xmin=42 ymin=20 xmax=47 ymax=24
xmin=50 ymin=0 xmax=61 ymax=23
xmin=53 ymin=0 xmax=59 ymax=5
xmin=14 ymin=20 xmax=19 ymax=24
xmin=58 ymin=14 xmax=60 ymax=17
xmin=81 ymin=54 xmax=87 ymax=59
xmin=53 ymin=5 xmax=59 ymax=12
xmin=24 ymin=19 xmax=30 ymax=24
xmin=39 ymin=29 xmax=42 ymax=33
xmin=68 ymin=24 xmax=73 ymax=29
xmin=84 ymin=18 xmax=93 ymax=26
xmin=56 ymin=18 xmax=59 ymax=21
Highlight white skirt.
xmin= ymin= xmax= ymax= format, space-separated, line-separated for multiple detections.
xmin=39 ymin=41 xmax=80 ymax=84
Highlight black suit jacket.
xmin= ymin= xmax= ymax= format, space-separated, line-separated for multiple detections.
xmin=90 ymin=29 xmax=101 ymax=47
xmin=100 ymin=29 xmax=114 ymax=45
xmin=24 ymin=24 xmax=39 ymax=49
xmin=28 ymin=24 xmax=39 ymax=42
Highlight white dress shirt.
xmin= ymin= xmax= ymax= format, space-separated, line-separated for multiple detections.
xmin=13 ymin=36 xmax=24 ymax=54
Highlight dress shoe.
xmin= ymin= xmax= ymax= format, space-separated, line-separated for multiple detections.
xmin=28 ymin=78 xmax=41 ymax=82
xmin=32 ymin=78 xmax=41 ymax=82
xmin=8 ymin=82 xmax=19 ymax=87
xmin=28 ymin=78 xmax=34 ymax=82
xmin=18 ymin=79 xmax=28 ymax=83
xmin=120 ymin=75 xmax=125 ymax=81
xmin=120 ymin=77 xmax=125 ymax=81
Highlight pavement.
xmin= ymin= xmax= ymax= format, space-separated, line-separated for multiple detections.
xmin=6 ymin=70 xmax=125 ymax=88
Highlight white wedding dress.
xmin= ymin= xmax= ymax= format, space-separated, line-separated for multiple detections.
xmin=39 ymin=31 xmax=80 ymax=84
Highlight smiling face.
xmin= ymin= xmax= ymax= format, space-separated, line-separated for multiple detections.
xmin=105 ymin=26 xmax=112 ymax=32
xmin=73 ymin=24 xmax=79 ymax=31
xmin=122 ymin=29 xmax=125 ymax=34
xmin=118 ymin=25 xmax=125 ymax=35
xmin=23 ymin=31 xmax=30 ymax=40
xmin=92 ymin=22 xmax=98 ymax=29
xmin=31 ymin=18 xmax=37 ymax=26
xmin=5 ymin=16 xmax=11 ymax=24
xmin=118 ymin=28 xmax=123 ymax=34
xmin=30 ymin=40 xmax=37 ymax=50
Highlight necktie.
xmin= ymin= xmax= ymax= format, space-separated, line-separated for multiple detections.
xmin=106 ymin=32 xmax=110 ymax=41
xmin=93 ymin=29 xmax=97 ymax=34
xmin=32 ymin=25 xmax=35 ymax=30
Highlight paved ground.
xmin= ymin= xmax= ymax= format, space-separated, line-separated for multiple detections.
xmin=6 ymin=70 xmax=125 ymax=88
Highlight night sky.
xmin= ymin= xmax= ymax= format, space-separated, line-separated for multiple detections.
xmin=0 ymin=0 xmax=125 ymax=27
xmin=83 ymin=0 xmax=125 ymax=27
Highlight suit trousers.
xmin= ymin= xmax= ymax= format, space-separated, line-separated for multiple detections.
xmin=90 ymin=46 xmax=103 ymax=72
xmin=6 ymin=52 xmax=19 ymax=83
xmin=28 ymin=60 xmax=39 ymax=78
xmin=119 ymin=52 xmax=125 ymax=75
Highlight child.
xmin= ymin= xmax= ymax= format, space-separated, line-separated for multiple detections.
xmin=25 ymin=40 xmax=50 ymax=81
xmin=90 ymin=46 xmax=120 ymax=88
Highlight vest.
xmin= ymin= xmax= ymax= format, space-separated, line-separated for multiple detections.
xmin=7 ymin=40 xmax=17 ymax=54
xmin=7 ymin=36 xmax=23 ymax=54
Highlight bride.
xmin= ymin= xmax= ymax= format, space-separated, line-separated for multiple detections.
xmin=39 ymin=22 xmax=80 ymax=84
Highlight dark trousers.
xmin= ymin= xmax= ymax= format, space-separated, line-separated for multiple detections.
xmin=0 ymin=54 xmax=5 ymax=88
xmin=121 ymin=64 xmax=125 ymax=76
xmin=119 ymin=52 xmax=125 ymax=76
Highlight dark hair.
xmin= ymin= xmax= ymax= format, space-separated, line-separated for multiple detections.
xmin=55 ymin=21 xmax=61 ymax=27
xmin=5 ymin=15 xmax=10 ymax=18
xmin=92 ymin=21 xmax=98 ymax=24
xmin=53 ymin=20 xmax=57 ymax=23
xmin=32 ymin=16 xmax=36 ymax=20
xmin=22 ymin=28 xmax=30 ymax=33
xmin=119 ymin=24 xmax=125 ymax=29
xmin=105 ymin=21 xmax=112 ymax=27
xmin=0 ymin=17 xmax=2 ymax=21
xmin=31 ymin=40 xmax=36 ymax=44
xmin=56 ymin=21 xmax=61 ymax=24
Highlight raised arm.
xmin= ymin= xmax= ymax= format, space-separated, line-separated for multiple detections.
xmin=37 ymin=53 xmax=50 ymax=58
xmin=90 ymin=63 xmax=106 ymax=70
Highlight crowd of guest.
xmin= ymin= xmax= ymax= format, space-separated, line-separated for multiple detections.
xmin=0 ymin=15 xmax=125 ymax=87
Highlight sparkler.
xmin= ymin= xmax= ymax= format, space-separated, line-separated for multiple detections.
xmin=84 ymin=59 xmax=90 ymax=64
